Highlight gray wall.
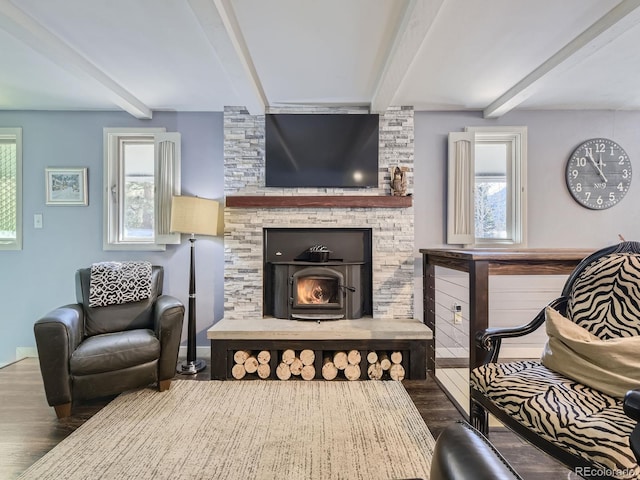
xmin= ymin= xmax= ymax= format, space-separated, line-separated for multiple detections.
xmin=413 ymin=109 xmax=640 ymax=323
xmin=3 ymin=108 xmax=640 ymax=365
xmin=414 ymin=110 xmax=640 ymax=250
xmin=0 ymin=111 xmax=224 ymax=366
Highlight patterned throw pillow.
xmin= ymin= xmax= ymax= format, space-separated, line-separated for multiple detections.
xmin=89 ymin=261 xmax=152 ymax=307
xmin=567 ymin=253 xmax=640 ymax=339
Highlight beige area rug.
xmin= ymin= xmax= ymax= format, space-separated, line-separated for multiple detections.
xmin=19 ymin=380 xmax=435 ymax=480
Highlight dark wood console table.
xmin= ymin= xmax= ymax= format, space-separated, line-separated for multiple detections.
xmin=419 ymin=248 xmax=593 ymax=371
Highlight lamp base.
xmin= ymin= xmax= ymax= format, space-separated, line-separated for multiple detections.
xmin=177 ymin=359 xmax=207 ymax=375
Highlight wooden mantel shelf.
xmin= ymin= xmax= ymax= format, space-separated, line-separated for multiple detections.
xmin=225 ymin=195 xmax=412 ymax=208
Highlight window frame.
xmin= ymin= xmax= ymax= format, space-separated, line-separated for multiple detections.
xmin=103 ymin=128 xmax=181 ymax=251
xmin=0 ymin=128 xmax=22 ymax=251
xmin=447 ymin=126 xmax=527 ymax=247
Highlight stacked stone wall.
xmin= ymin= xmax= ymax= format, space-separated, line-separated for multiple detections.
xmin=223 ymin=105 xmax=414 ymax=319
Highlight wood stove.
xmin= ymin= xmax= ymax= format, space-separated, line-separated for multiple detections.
xmin=272 ymin=261 xmax=364 ymax=320
xmin=263 ymin=228 xmax=372 ymax=320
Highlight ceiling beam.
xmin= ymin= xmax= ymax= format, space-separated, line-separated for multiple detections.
xmin=484 ymin=0 xmax=640 ymax=118
xmin=188 ymin=0 xmax=267 ymax=115
xmin=370 ymin=0 xmax=445 ymax=113
xmin=0 ymin=0 xmax=152 ymax=119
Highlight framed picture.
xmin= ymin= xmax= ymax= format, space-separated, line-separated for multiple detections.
xmin=45 ymin=167 xmax=88 ymax=206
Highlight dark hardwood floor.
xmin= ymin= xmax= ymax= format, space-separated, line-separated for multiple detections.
xmin=1 ymin=358 xmax=573 ymax=479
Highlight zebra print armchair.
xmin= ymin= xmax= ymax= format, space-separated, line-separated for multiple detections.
xmin=470 ymin=241 xmax=640 ymax=480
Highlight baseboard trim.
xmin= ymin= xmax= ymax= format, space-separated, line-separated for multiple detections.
xmin=179 ymin=346 xmax=211 ymax=360
xmin=16 ymin=347 xmax=38 ymax=359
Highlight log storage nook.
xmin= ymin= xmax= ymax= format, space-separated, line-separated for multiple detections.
xmin=207 ymin=318 xmax=432 ymax=380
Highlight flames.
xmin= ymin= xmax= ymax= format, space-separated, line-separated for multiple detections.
xmin=297 ymin=278 xmax=336 ymax=304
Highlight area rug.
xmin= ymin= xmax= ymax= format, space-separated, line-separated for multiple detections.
xmin=19 ymin=380 xmax=435 ymax=480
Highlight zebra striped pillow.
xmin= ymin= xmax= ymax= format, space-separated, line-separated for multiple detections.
xmin=567 ymin=253 xmax=640 ymax=339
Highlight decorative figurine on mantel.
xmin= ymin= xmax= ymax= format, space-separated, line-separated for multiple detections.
xmin=390 ymin=166 xmax=408 ymax=196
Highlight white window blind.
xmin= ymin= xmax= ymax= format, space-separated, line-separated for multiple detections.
xmin=447 ymin=132 xmax=475 ymax=245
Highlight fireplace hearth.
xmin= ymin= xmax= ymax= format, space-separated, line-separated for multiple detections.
xmin=264 ymin=228 xmax=372 ymax=319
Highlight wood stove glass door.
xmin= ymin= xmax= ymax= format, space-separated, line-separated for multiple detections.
xmin=291 ymin=268 xmax=344 ymax=310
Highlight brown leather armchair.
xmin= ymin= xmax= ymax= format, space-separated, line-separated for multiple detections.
xmin=34 ymin=265 xmax=184 ymax=418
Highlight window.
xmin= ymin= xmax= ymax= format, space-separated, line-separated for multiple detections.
xmin=103 ymin=128 xmax=181 ymax=250
xmin=447 ymin=126 xmax=527 ymax=247
xmin=0 ymin=128 xmax=22 ymax=251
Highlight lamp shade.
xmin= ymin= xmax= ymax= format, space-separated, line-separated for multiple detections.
xmin=170 ymin=195 xmax=220 ymax=236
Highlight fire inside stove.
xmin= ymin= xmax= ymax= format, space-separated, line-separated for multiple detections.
xmin=296 ymin=276 xmax=339 ymax=305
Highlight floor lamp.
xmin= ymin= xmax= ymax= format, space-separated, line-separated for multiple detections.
xmin=170 ymin=195 xmax=220 ymax=375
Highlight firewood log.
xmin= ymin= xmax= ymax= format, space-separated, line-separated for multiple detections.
xmin=347 ymin=349 xmax=361 ymax=365
xmin=257 ymin=363 xmax=271 ymax=379
xmin=282 ymin=349 xmax=296 ymax=365
xmin=322 ymin=357 xmax=338 ymax=380
xmin=231 ymin=363 xmax=246 ymax=380
xmin=379 ymin=353 xmax=391 ymax=371
xmin=389 ymin=363 xmax=405 ymax=381
xmin=300 ymin=349 xmax=315 ymax=366
xmin=244 ymin=356 xmax=259 ymax=374
xmin=366 ymin=350 xmax=378 ymax=364
xmin=390 ymin=351 xmax=403 ymax=364
xmin=276 ymin=362 xmax=291 ymax=380
xmin=290 ymin=357 xmax=303 ymax=376
xmin=333 ymin=351 xmax=348 ymax=370
xmin=301 ymin=364 xmax=315 ymax=381
xmin=367 ymin=361 xmax=383 ymax=380
xmin=257 ymin=350 xmax=271 ymax=365
xmin=344 ymin=363 xmax=361 ymax=381
xmin=233 ymin=350 xmax=251 ymax=365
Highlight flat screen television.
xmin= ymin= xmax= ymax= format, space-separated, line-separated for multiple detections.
xmin=265 ymin=113 xmax=379 ymax=188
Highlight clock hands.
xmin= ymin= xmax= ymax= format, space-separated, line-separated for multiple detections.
xmin=587 ymin=151 xmax=608 ymax=182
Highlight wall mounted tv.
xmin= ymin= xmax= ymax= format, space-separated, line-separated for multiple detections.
xmin=265 ymin=113 xmax=379 ymax=188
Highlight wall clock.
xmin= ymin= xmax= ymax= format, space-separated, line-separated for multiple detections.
xmin=565 ymin=138 xmax=632 ymax=209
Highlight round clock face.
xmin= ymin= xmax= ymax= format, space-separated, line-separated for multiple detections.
xmin=565 ymin=138 xmax=632 ymax=209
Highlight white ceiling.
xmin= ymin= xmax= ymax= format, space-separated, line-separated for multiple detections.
xmin=1 ymin=0 xmax=640 ymax=119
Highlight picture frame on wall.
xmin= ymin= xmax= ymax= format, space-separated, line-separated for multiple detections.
xmin=45 ymin=167 xmax=88 ymax=206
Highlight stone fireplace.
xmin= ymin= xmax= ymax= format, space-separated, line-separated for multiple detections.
xmin=223 ymin=105 xmax=414 ymax=321
xmin=208 ymin=105 xmax=430 ymax=381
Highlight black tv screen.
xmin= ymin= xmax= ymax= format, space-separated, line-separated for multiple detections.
xmin=265 ymin=113 xmax=379 ymax=188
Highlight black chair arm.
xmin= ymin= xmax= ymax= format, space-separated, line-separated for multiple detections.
xmin=430 ymin=421 xmax=523 ymax=480
xmin=475 ymin=297 xmax=567 ymax=364
xmin=624 ymin=389 xmax=640 ymax=464
xmin=154 ymin=295 xmax=185 ymax=381
xmin=33 ymin=304 xmax=84 ymax=407
xmin=624 ymin=389 xmax=640 ymax=421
